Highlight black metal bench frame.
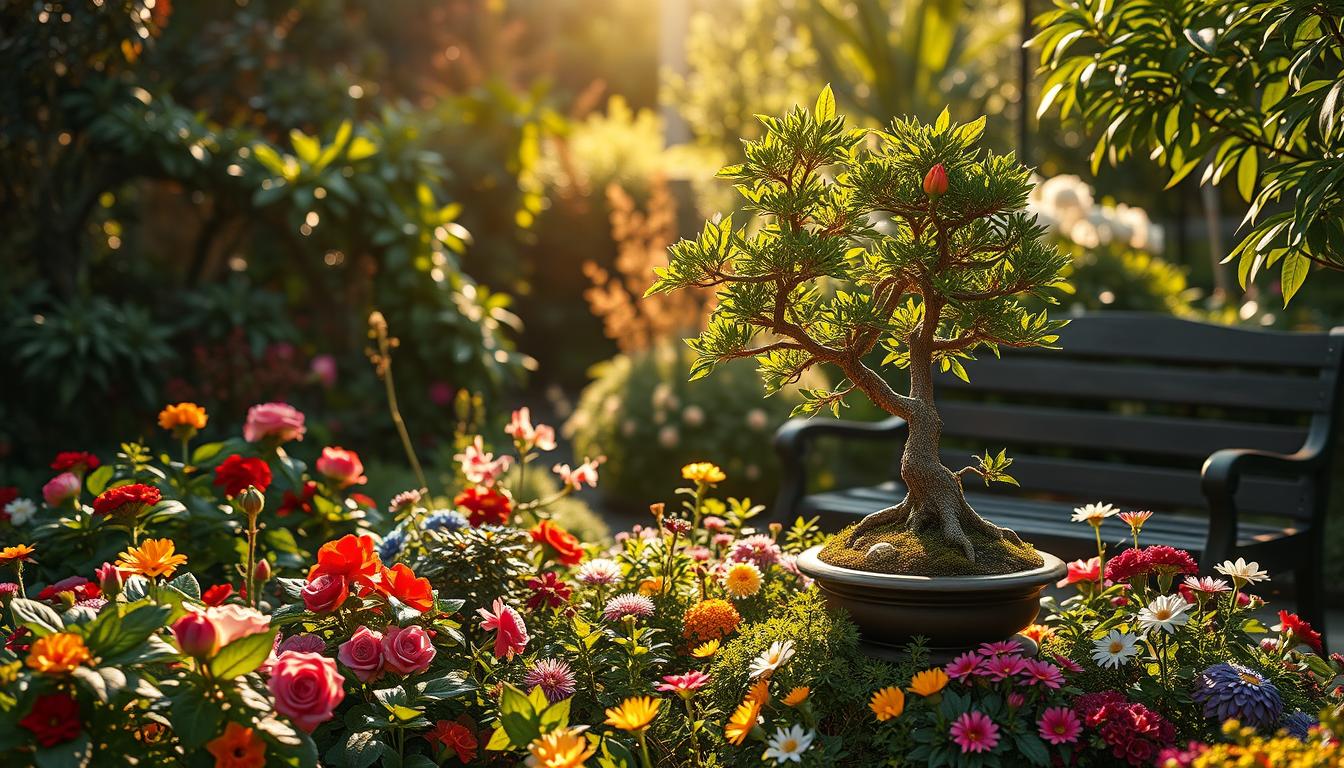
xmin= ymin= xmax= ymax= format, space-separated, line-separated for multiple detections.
xmin=774 ymin=313 xmax=1343 ymax=643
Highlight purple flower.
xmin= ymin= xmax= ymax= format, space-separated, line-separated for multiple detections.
xmin=523 ymin=658 xmax=577 ymax=703
xmin=602 ymin=593 xmax=655 ymax=621
xmin=1190 ymin=663 xmax=1282 ymax=729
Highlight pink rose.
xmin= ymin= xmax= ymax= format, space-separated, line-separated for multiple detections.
xmin=477 ymin=598 xmax=528 ymax=660
xmin=171 ymin=612 xmax=219 ymax=658
xmin=316 ymin=447 xmax=367 ymax=488
xmin=42 ymin=472 xmax=81 ymax=507
xmin=380 ymin=624 xmax=436 ymax=675
xmin=243 ymin=402 xmax=306 ymax=444
xmin=302 ymin=574 xmax=348 ymax=614
xmin=310 ymin=355 xmax=337 ymax=388
xmin=190 ymin=604 xmax=270 ymax=647
xmin=268 ymin=651 xmax=345 ymax=732
xmin=278 ymin=633 xmax=327 ymax=656
xmin=338 ymin=626 xmax=384 ymax=682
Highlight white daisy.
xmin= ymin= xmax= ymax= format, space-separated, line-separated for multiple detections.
xmin=575 ymin=558 xmax=622 ymax=586
xmin=1137 ymin=593 xmax=1191 ymax=634
xmin=750 ymin=639 xmax=796 ymax=679
xmin=1214 ymin=558 xmax=1270 ymax=586
xmin=762 ymin=724 xmax=815 ymax=763
xmin=1090 ymin=629 xmax=1139 ymax=668
xmin=4 ymin=498 xmax=37 ymax=526
xmin=1070 ymin=502 xmax=1118 ymax=526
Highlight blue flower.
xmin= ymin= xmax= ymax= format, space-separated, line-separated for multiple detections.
xmin=377 ymin=527 xmax=407 ymax=562
xmin=423 ymin=509 xmax=467 ymax=532
xmin=1282 ymin=711 xmax=1319 ymax=740
xmin=1190 ymin=662 xmax=1283 ymax=729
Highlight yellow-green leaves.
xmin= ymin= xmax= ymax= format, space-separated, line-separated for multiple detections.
xmin=815 ymin=84 xmax=836 ymax=122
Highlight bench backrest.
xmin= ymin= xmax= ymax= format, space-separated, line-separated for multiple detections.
xmin=930 ymin=313 xmax=1344 ymax=522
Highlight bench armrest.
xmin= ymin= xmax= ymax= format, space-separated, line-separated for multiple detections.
xmin=773 ymin=416 xmax=908 ymax=520
xmin=1200 ymin=446 xmax=1326 ymax=565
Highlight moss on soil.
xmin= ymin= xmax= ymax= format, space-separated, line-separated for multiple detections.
xmin=820 ymin=521 xmax=1045 ymax=576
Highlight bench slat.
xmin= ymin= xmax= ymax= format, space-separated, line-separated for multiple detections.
xmin=940 ymin=357 xmax=1332 ymax=413
xmin=936 ymin=401 xmax=1309 ymax=459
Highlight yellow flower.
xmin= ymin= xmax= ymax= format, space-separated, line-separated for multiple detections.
xmin=691 ymin=639 xmax=720 ymax=659
xmin=724 ymin=697 xmax=763 ymax=746
xmin=527 ymin=726 xmax=596 ymax=768
xmin=908 ymin=668 xmax=949 ymax=697
xmin=604 ymin=696 xmax=660 ymax=733
xmin=1021 ymin=623 xmax=1053 ymax=644
xmin=0 ymin=543 xmax=36 ymax=565
xmin=157 ymin=402 xmax=208 ymax=434
xmin=681 ymin=462 xmax=726 ymax=484
xmin=26 ymin=632 xmax=92 ymax=675
xmin=722 ymin=562 xmax=762 ymax=598
xmin=782 ymin=686 xmax=811 ymax=707
xmin=117 ymin=538 xmax=188 ymax=579
xmin=870 ymin=686 xmax=904 ymax=721
xmin=745 ymin=678 xmax=770 ymax=706
xmin=637 ymin=577 xmax=664 ymax=596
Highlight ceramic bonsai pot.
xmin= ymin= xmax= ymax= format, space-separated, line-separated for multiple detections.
xmin=797 ymin=545 xmax=1066 ymax=659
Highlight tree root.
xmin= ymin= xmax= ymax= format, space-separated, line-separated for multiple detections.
xmin=843 ymin=492 xmax=1023 ymax=563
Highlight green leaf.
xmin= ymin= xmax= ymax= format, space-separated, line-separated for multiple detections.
xmin=1280 ymin=252 xmax=1309 ymax=305
xmin=208 ymin=629 xmax=277 ymax=679
xmin=191 ymin=442 xmax=226 ymax=465
xmin=11 ymin=598 xmax=63 ymax=635
xmin=84 ymin=465 xmax=113 ymax=497
xmin=815 ymin=84 xmax=836 ymax=121
xmin=1236 ymin=150 xmax=1257 ymax=202
xmin=172 ymin=691 xmax=224 ymax=750
xmin=34 ymin=733 xmax=91 ymax=768
xmin=344 ymin=730 xmax=385 ymax=768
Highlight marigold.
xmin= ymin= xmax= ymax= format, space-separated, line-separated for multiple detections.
xmin=604 ymin=696 xmax=660 ymax=732
xmin=782 ymin=686 xmax=811 ymax=706
xmin=724 ymin=697 xmax=763 ymax=746
xmin=691 ymin=639 xmax=720 ymax=659
xmin=26 ymin=633 xmax=91 ymax=675
xmin=117 ymin=538 xmax=188 ymax=579
xmin=908 ymin=668 xmax=950 ymax=697
xmin=158 ymin=402 xmax=208 ymax=434
xmin=527 ymin=726 xmax=595 ymax=768
xmin=0 ymin=544 xmax=36 ymax=565
xmin=870 ymin=686 xmax=905 ymax=721
xmin=682 ymin=598 xmax=741 ymax=645
xmin=681 ymin=462 xmax=726 ymax=484
xmin=722 ymin=562 xmax=762 ymax=598
xmin=205 ymin=721 xmax=266 ymax=768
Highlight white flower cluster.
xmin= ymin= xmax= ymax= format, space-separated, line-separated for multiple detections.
xmin=1028 ymin=175 xmax=1164 ymax=254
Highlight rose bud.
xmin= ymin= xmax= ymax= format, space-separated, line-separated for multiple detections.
xmin=239 ymin=486 xmax=265 ymax=519
xmin=253 ymin=559 xmax=272 ymax=584
xmin=922 ymin=163 xmax=948 ymax=197
xmin=172 ymin=612 xmax=219 ymax=659
xmin=95 ymin=562 xmax=124 ymax=597
xmin=301 ymin=574 xmax=348 ymax=614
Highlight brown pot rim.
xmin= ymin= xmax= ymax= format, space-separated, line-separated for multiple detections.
xmin=797 ymin=545 xmax=1067 ymax=593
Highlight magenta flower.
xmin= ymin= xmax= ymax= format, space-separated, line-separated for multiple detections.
xmin=1052 ymin=654 xmax=1084 ymax=674
xmin=602 ymin=593 xmax=655 ymax=622
xmin=950 ymin=711 xmax=1000 ymax=754
xmin=981 ymin=654 xmax=1027 ymax=681
xmin=477 ymin=598 xmax=529 ymax=660
xmin=977 ymin=640 xmax=1022 ymax=657
xmin=945 ymin=651 xmax=983 ymax=681
xmin=1038 ymin=706 xmax=1082 ymax=745
xmin=1019 ymin=659 xmax=1065 ymax=689
xmin=523 ymin=658 xmax=577 ymax=703
xmin=656 ymin=670 xmax=710 ymax=698
xmin=728 ymin=534 xmax=781 ymax=567
xmin=243 ymin=402 xmax=306 ymax=444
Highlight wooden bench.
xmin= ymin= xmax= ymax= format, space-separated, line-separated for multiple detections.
xmin=774 ymin=313 xmax=1343 ymax=638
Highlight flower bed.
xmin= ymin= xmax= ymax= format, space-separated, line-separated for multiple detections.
xmin=0 ymin=407 xmax=1341 ymax=766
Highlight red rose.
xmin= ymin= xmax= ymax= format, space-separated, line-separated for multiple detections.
xmin=278 ymin=481 xmax=318 ymax=517
xmin=530 ymin=520 xmax=584 ymax=566
xmin=426 ymin=720 xmax=478 ymax=764
xmin=301 ymin=574 xmax=348 ymax=614
xmin=454 ymin=486 xmax=512 ymax=527
xmin=202 ymin=583 xmax=234 ymax=606
xmin=19 ymin=693 xmax=80 ymax=747
xmin=37 ymin=576 xmax=99 ymax=603
xmin=92 ymin=483 xmax=161 ymax=519
xmin=50 ymin=451 xmax=99 ymax=475
xmin=213 ymin=454 xmax=273 ymax=498
xmin=377 ymin=563 xmax=434 ymax=613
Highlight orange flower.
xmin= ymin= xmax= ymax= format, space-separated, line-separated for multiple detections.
xmin=206 ymin=722 xmax=267 ymax=768
xmin=681 ymin=462 xmax=726 ymax=484
xmin=724 ymin=696 xmax=763 ymax=746
xmin=637 ymin=577 xmax=664 ymax=596
xmin=0 ymin=544 xmax=36 ymax=566
xmin=870 ymin=686 xmax=904 ymax=721
xmin=117 ymin=538 xmax=188 ymax=579
xmin=682 ymin=598 xmax=741 ymax=645
xmin=1020 ymin=623 xmax=1053 ymax=644
xmin=745 ymin=678 xmax=770 ymax=706
xmin=782 ymin=686 xmax=811 ymax=706
xmin=308 ymin=534 xmax=381 ymax=588
xmin=26 ymin=633 xmax=91 ymax=675
xmin=377 ymin=563 xmax=434 ymax=612
xmin=908 ymin=668 xmax=949 ymax=697
xmin=158 ymin=402 xmax=208 ymax=434
xmin=530 ymin=520 xmax=584 ymax=566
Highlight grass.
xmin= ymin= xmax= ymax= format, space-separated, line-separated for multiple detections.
xmin=820 ymin=522 xmax=1045 ymax=577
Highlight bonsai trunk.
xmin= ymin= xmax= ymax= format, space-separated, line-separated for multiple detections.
xmin=842 ymin=336 xmax=1023 ymax=561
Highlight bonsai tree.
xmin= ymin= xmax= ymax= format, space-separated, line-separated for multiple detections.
xmin=648 ymin=88 xmax=1071 ymax=574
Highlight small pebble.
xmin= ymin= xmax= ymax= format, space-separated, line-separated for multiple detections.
xmin=865 ymin=542 xmax=896 ymax=561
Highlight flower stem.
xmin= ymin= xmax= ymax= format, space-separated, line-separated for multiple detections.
xmin=637 ymin=731 xmax=654 ymax=768
xmin=684 ymin=698 xmax=703 ymax=767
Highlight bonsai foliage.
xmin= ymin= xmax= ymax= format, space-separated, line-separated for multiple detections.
xmin=649 ymin=88 xmax=1070 ymax=571
xmin=1033 ymin=0 xmax=1344 ymax=303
